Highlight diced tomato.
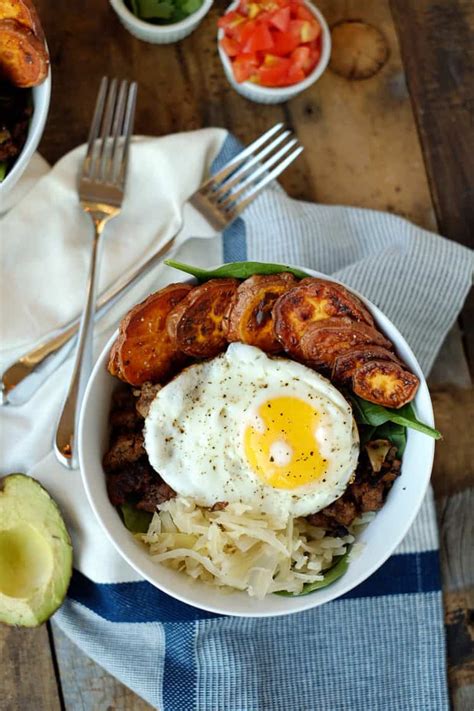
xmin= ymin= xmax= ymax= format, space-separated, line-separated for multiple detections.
xmin=291 ymin=45 xmax=310 ymax=68
xmin=286 ymin=65 xmax=306 ymax=84
xmin=271 ymin=29 xmax=300 ymax=55
xmin=270 ymin=6 xmax=290 ymax=32
xmin=232 ymin=53 xmax=259 ymax=82
xmin=243 ymin=22 xmax=274 ymax=52
xmin=247 ymin=3 xmax=262 ymax=18
xmin=218 ymin=11 xmax=245 ymax=31
xmin=289 ymin=18 xmax=320 ymax=43
xmin=233 ymin=18 xmax=256 ymax=44
xmin=295 ymin=5 xmax=314 ymax=22
xmin=220 ymin=36 xmax=241 ymax=57
xmin=258 ymin=56 xmax=291 ymax=86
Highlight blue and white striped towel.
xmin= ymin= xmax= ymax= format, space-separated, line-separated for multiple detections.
xmin=1 ymin=132 xmax=473 ymax=710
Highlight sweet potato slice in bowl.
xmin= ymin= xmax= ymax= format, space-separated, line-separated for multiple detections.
xmin=0 ymin=0 xmax=45 ymax=42
xmin=0 ymin=18 xmax=49 ymax=87
xmin=226 ymin=272 xmax=297 ymax=353
xmin=352 ymin=360 xmax=420 ymax=408
xmin=167 ymin=278 xmax=239 ymax=358
xmin=109 ymin=283 xmax=193 ymax=386
xmin=332 ymin=345 xmax=401 ymax=382
xmin=273 ymin=277 xmax=374 ymax=357
xmin=300 ymin=317 xmax=392 ymax=368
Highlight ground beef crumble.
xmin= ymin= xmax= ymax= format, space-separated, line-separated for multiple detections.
xmin=103 ymin=385 xmax=176 ymax=514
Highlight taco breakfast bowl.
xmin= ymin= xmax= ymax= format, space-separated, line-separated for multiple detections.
xmin=78 ymin=262 xmax=436 ymax=617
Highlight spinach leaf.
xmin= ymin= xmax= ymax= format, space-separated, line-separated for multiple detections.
xmin=350 ymin=394 xmax=441 ymax=440
xmin=372 ymin=422 xmax=407 ymax=456
xmin=120 ymin=503 xmax=153 ymax=533
xmin=275 ymin=551 xmax=350 ymax=597
xmin=164 ymin=259 xmax=309 ymax=280
xmin=0 ymin=161 xmax=7 ymax=182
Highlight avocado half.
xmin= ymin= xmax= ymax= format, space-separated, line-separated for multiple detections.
xmin=0 ymin=474 xmax=73 ymax=627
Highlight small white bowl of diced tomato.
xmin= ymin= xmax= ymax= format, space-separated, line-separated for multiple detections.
xmin=217 ymin=0 xmax=331 ymax=104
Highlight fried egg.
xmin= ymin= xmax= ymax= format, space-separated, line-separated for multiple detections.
xmin=144 ymin=344 xmax=359 ymax=519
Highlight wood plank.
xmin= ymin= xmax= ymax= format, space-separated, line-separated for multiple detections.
xmin=430 ymin=386 xmax=474 ymax=498
xmin=0 ymin=623 xmax=62 ymax=711
xmin=390 ymin=0 xmax=474 ymax=370
xmin=50 ymin=622 xmax=154 ymax=711
xmin=436 ymin=490 xmax=474 ymax=711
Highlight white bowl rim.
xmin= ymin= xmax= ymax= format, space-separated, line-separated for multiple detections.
xmin=79 ymin=264 xmax=435 ymax=618
xmin=110 ymin=0 xmax=214 ymax=32
xmin=0 ymin=69 xmax=51 ymax=193
xmin=217 ymin=0 xmax=332 ymax=97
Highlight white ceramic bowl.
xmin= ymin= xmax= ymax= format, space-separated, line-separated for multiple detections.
xmin=0 ymin=69 xmax=51 ymax=208
xmin=110 ymin=0 xmax=213 ymax=44
xmin=218 ymin=0 xmax=331 ymax=104
xmin=79 ymin=266 xmax=435 ymax=617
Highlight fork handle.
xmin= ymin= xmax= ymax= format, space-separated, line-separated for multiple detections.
xmin=54 ymin=212 xmax=109 ymax=469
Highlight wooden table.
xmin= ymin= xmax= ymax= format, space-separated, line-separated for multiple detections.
xmin=2 ymin=1 xmax=473 ymax=709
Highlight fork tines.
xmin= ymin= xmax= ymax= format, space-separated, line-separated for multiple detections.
xmin=81 ymin=77 xmax=137 ymax=190
xmin=203 ymin=123 xmax=303 ymax=214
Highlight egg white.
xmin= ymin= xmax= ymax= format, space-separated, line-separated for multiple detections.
xmin=144 ymin=343 xmax=359 ymax=519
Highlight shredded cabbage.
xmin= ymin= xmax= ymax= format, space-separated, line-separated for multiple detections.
xmin=139 ymin=497 xmax=355 ymax=599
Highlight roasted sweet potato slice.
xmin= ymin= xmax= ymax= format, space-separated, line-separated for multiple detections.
xmin=167 ymin=278 xmax=239 ymax=358
xmin=332 ymin=345 xmax=400 ymax=382
xmin=107 ymin=339 xmax=121 ymax=377
xmin=300 ymin=317 xmax=392 ymax=368
xmin=0 ymin=0 xmax=45 ymax=41
xmin=273 ymin=278 xmax=374 ymax=357
xmin=110 ymin=283 xmax=193 ymax=386
xmin=226 ymin=272 xmax=297 ymax=353
xmin=0 ymin=18 xmax=48 ymax=87
xmin=352 ymin=360 xmax=419 ymax=408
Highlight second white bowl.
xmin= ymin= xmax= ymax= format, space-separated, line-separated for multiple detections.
xmin=217 ymin=0 xmax=331 ymax=104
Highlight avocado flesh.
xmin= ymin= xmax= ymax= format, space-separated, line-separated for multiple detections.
xmin=0 ymin=474 xmax=73 ymax=627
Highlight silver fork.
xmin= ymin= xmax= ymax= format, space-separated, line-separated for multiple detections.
xmin=54 ymin=77 xmax=137 ymax=470
xmin=1 ymin=123 xmax=302 ymax=406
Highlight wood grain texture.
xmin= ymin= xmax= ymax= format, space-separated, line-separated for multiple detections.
xmin=0 ymin=623 xmax=62 ymax=711
xmin=390 ymin=0 xmax=474 ymax=371
xmin=51 ymin=622 xmax=154 ymax=711
xmin=430 ymin=386 xmax=474 ymax=497
xmin=436 ymin=490 xmax=474 ymax=711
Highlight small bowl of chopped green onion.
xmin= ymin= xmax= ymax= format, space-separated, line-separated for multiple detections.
xmin=110 ymin=0 xmax=213 ymax=44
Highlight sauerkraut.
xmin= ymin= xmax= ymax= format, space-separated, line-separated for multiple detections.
xmin=139 ymin=497 xmax=358 ymax=598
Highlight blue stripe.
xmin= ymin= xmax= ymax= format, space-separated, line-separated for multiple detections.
xmin=67 ymin=550 xmax=441 ymax=624
xmin=163 ymin=622 xmax=196 ymax=711
xmin=210 ymin=133 xmax=247 ymax=263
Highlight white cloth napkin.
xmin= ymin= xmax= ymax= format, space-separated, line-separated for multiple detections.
xmin=0 ymin=130 xmax=229 ymax=581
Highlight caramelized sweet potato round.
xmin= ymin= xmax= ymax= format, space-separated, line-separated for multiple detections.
xmin=352 ymin=360 xmax=419 ymax=408
xmin=0 ymin=0 xmax=45 ymax=41
xmin=332 ymin=345 xmax=400 ymax=382
xmin=226 ymin=272 xmax=297 ymax=352
xmin=273 ymin=277 xmax=374 ymax=357
xmin=167 ymin=278 xmax=239 ymax=358
xmin=0 ymin=18 xmax=49 ymax=88
xmin=110 ymin=283 xmax=193 ymax=386
xmin=300 ymin=317 xmax=392 ymax=368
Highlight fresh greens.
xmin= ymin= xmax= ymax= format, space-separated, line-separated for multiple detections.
xmin=275 ymin=551 xmax=350 ymax=597
xmin=165 ymin=259 xmax=310 ymax=281
xmin=0 ymin=161 xmax=7 ymax=182
xmin=120 ymin=503 xmax=153 ymax=533
xmin=126 ymin=0 xmax=204 ymax=24
xmin=350 ymin=395 xmax=440 ymax=440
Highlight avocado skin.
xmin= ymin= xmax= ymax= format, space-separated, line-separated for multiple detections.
xmin=0 ymin=474 xmax=73 ymax=627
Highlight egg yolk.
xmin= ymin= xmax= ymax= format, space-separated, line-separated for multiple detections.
xmin=243 ymin=396 xmax=327 ymax=489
